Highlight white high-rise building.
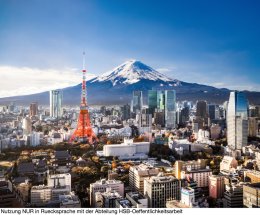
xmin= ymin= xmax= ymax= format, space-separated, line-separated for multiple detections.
xmin=227 ymin=91 xmax=248 ymax=150
xmin=144 ymin=174 xmax=180 ymax=208
xmin=50 ymin=90 xmax=63 ymax=118
xmin=22 ymin=117 xmax=32 ymax=135
xmin=129 ymin=163 xmax=160 ymax=193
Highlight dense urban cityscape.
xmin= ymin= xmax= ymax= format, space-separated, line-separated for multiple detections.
xmin=1 ymin=0 xmax=260 ymax=212
xmin=0 ymin=59 xmax=259 ymax=208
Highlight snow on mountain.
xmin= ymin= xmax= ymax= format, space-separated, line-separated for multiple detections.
xmin=91 ymin=59 xmax=177 ymax=86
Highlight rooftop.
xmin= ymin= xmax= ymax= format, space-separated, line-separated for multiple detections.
xmin=116 ymin=199 xmax=133 ymax=208
xmin=59 ymin=192 xmax=80 ymax=205
xmin=54 ymin=150 xmax=71 ymax=159
xmin=244 ymin=183 xmax=260 ymax=190
xmin=145 ymin=174 xmax=178 ymax=183
xmin=18 ymin=162 xmax=34 ymax=173
xmin=92 ymin=179 xmax=123 ymax=186
xmin=126 ymin=192 xmax=146 ymax=204
xmin=186 ymin=168 xmax=212 ymax=173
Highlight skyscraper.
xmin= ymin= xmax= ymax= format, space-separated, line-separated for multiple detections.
xmin=131 ymin=91 xmax=143 ymax=114
xmin=195 ymin=100 xmax=208 ymax=129
xmin=196 ymin=101 xmax=208 ymax=119
xmin=29 ymin=102 xmax=38 ymax=117
xmin=208 ymin=104 xmax=220 ymax=121
xmin=148 ymin=90 xmax=176 ymax=128
xmin=148 ymin=90 xmax=157 ymax=115
xmin=165 ymin=90 xmax=176 ymax=128
xmin=227 ymin=91 xmax=248 ymax=150
xmin=22 ymin=116 xmax=32 ymax=135
xmin=157 ymin=90 xmax=165 ymax=110
xmin=50 ymin=90 xmax=63 ymax=118
xmin=121 ymin=104 xmax=131 ymax=121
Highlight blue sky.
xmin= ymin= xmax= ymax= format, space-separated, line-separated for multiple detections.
xmin=0 ymin=0 xmax=260 ymax=97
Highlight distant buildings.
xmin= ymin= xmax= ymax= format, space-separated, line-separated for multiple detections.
xmin=195 ymin=101 xmax=208 ymax=129
xmin=29 ymin=102 xmax=38 ymax=117
xmin=131 ymin=91 xmax=143 ymax=114
xmin=22 ymin=117 xmax=32 ymax=136
xmin=147 ymin=89 xmax=177 ymax=128
xmin=121 ymin=104 xmax=131 ymax=121
xmin=227 ymin=91 xmax=248 ymax=150
xmin=208 ymin=104 xmax=219 ymax=121
xmin=50 ymin=90 xmax=63 ymax=118
xmin=165 ymin=90 xmax=177 ymax=128
xmin=136 ymin=112 xmax=152 ymax=133
xmin=148 ymin=90 xmax=158 ymax=115
xmin=179 ymin=106 xmax=190 ymax=125
xmin=196 ymin=101 xmax=207 ymax=118
xmin=210 ymin=124 xmax=221 ymax=139
xmin=30 ymin=131 xmax=42 ymax=147
xmin=248 ymin=117 xmax=260 ymax=137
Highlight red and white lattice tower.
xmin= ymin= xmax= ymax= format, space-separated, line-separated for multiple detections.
xmin=70 ymin=53 xmax=96 ymax=144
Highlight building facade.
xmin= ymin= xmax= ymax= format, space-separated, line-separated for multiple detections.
xmin=129 ymin=164 xmax=160 ymax=193
xmin=227 ymin=91 xmax=248 ymax=150
xmin=144 ymin=174 xmax=181 ymax=208
xmin=89 ymin=179 xmax=124 ymax=206
xmin=50 ymin=90 xmax=63 ymax=118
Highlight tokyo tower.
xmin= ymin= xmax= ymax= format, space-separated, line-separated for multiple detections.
xmin=70 ymin=53 xmax=96 ymax=144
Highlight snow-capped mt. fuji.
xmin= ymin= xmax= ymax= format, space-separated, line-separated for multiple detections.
xmin=91 ymin=60 xmax=179 ymax=86
xmin=2 ymin=59 xmax=260 ymax=105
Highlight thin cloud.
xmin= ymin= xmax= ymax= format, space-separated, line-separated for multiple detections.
xmin=156 ymin=68 xmax=172 ymax=73
xmin=0 ymin=65 xmax=96 ymax=98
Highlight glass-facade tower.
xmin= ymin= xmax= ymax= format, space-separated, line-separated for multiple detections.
xmin=227 ymin=91 xmax=248 ymax=150
xmin=148 ymin=90 xmax=157 ymax=114
xmin=165 ymin=90 xmax=176 ymax=128
xmin=50 ymin=90 xmax=63 ymax=118
xmin=131 ymin=91 xmax=143 ymax=114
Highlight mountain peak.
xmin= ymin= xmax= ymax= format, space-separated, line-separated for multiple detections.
xmin=92 ymin=59 xmax=174 ymax=85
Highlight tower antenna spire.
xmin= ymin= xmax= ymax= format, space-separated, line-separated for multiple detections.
xmin=83 ymin=51 xmax=86 ymax=69
xmin=81 ymin=51 xmax=87 ymax=108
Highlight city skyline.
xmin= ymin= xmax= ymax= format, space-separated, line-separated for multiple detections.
xmin=1 ymin=0 xmax=260 ymax=98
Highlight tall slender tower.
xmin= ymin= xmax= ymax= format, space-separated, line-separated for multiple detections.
xmin=70 ymin=53 xmax=96 ymax=144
